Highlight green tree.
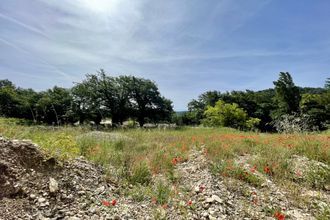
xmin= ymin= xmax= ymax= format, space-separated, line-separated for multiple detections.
xmin=273 ymin=72 xmax=301 ymax=116
xmin=300 ymin=94 xmax=328 ymax=130
xmin=126 ymin=76 xmax=173 ymax=126
xmin=202 ymin=100 xmax=259 ymax=129
xmin=0 ymin=80 xmax=20 ymax=117
xmin=325 ymin=78 xmax=330 ymax=90
xmin=187 ymin=91 xmax=222 ymax=124
xmin=36 ymin=87 xmax=73 ymax=124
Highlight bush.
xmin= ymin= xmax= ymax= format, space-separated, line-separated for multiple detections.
xmin=202 ymin=100 xmax=260 ymax=130
xmin=272 ymin=113 xmax=318 ymax=133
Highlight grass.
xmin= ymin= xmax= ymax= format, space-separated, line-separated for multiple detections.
xmin=0 ymin=117 xmax=329 ymax=191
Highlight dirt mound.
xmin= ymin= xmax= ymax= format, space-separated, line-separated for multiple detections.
xmin=0 ymin=137 xmax=114 ymax=220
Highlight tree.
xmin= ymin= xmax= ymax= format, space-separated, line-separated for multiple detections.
xmin=187 ymin=91 xmax=222 ymax=124
xmin=0 ymin=81 xmax=20 ymax=117
xmin=36 ymin=87 xmax=73 ymax=124
xmin=126 ymin=76 xmax=173 ymax=126
xmin=71 ymin=73 xmax=105 ymax=125
xmin=16 ymin=88 xmax=40 ymax=121
xmin=202 ymin=100 xmax=260 ymax=129
xmin=325 ymin=78 xmax=330 ymax=90
xmin=273 ymin=72 xmax=301 ymax=116
xmin=299 ymin=94 xmax=328 ymax=130
xmin=71 ymin=71 xmax=173 ymax=126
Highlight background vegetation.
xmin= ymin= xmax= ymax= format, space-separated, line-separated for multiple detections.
xmin=0 ymin=71 xmax=329 ymax=132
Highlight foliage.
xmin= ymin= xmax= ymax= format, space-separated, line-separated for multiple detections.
xmin=129 ymin=162 xmax=152 ymax=185
xmin=0 ymin=70 xmax=173 ymax=126
xmin=273 ymin=72 xmax=301 ymax=116
xmin=152 ymin=181 xmax=171 ymax=205
xmin=202 ymin=100 xmax=260 ymax=130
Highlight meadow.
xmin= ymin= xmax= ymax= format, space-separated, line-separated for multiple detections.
xmin=1 ymin=117 xmax=329 ymax=219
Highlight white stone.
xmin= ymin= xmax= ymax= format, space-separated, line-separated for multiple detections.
xmin=49 ymin=177 xmax=59 ymax=193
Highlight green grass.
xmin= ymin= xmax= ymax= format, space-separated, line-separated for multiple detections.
xmin=0 ymin=117 xmax=329 ymax=190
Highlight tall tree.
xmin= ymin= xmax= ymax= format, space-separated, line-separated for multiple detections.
xmin=273 ymin=72 xmax=301 ymax=116
xmin=126 ymin=76 xmax=173 ymax=126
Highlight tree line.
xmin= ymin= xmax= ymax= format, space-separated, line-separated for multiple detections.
xmin=175 ymin=72 xmax=329 ymax=132
xmin=0 ymin=71 xmax=329 ymax=131
xmin=0 ymin=70 xmax=173 ymax=126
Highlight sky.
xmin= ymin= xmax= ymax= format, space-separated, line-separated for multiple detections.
xmin=0 ymin=0 xmax=329 ymax=110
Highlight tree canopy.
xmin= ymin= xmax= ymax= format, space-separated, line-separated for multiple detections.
xmin=0 ymin=70 xmax=173 ymax=127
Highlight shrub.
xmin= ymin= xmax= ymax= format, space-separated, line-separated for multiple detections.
xmin=202 ymin=100 xmax=260 ymax=130
xmin=272 ymin=113 xmax=317 ymax=133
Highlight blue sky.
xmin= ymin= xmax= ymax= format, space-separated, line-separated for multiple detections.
xmin=0 ymin=0 xmax=329 ymax=110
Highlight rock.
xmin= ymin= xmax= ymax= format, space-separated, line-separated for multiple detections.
xmin=211 ymin=195 xmax=222 ymax=203
xmin=96 ymin=186 xmax=105 ymax=194
xmin=206 ymin=197 xmax=214 ymax=203
xmin=208 ymin=215 xmax=216 ymax=220
xmin=49 ymin=177 xmax=59 ymax=193
xmin=68 ymin=217 xmax=81 ymax=220
xmin=206 ymin=195 xmax=222 ymax=203
xmin=194 ymin=186 xmax=200 ymax=193
xmin=38 ymin=197 xmax=46 ymax=203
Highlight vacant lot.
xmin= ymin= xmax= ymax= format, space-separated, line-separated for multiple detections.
xmin=0 ymin=118 xmax=329 ymax=219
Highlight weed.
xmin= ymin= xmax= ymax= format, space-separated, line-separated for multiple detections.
xmin=129 ymin=162 xmax=152 ymax=185
xmin=152 ymin=181 xmax=171 ymax=205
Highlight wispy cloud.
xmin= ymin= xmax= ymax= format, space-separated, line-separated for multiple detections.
xmin=0 ymin=37 xmax=73 ymax=80
xmin=0 ymin=12 xmax=50 ymax=39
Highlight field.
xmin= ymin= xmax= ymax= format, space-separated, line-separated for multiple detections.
xmin=0 ymin=117 xmax=329 ymax=219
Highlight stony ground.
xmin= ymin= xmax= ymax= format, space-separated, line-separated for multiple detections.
xmin=0 ymin=137 xmax=329 ymax=219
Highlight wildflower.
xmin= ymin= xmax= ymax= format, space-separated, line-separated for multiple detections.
xmin=250 ymin=165 xmax=256 ymax=173
xmin=274 ymin=211 xmax=285 ymax=220
xmin=187 ymin=200 xmax=193 ymax=206
xmin=171 ymin=157 xmax=178 ymax=165
xmin=162 ymin=204 xmax=168 ymax=209
xmin=111 ymin=199 xmax=117 ymax=206
xmin=102 ymin=200 xmax=110 ymax=207
xmin=151 ymin=197 xmax=157 ymax=204
xmin=264 ymin=166 xmax=271 ymax=174
xmin=199 ymin=185 xmax=205 ymax=192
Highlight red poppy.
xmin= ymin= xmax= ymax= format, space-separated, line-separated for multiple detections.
xmin=187 ymin=200 xmax=192 ymax=206
xmin=171 ymin=158 xmax=178 ymax=165
xmin=274 ymin=211 xmax=285 ymax=220
xmin=111 ymin=199 xmax=117 ymax=206
xmin=264 ymin=166 xmax=271 ymax=174
xmin=102 ymin=200 xmax=110 ymax=207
